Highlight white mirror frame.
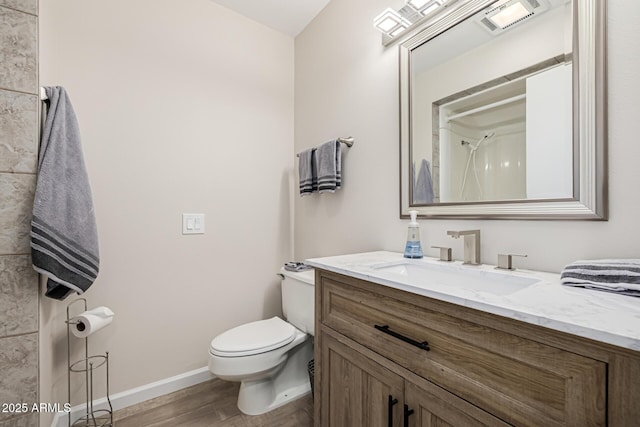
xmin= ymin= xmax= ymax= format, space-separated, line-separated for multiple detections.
xmin=399 ymin=0 xmax=607 ymax=220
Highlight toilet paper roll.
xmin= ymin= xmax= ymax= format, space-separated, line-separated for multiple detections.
xmin=71 ymin=306 xmax=115 ymax=338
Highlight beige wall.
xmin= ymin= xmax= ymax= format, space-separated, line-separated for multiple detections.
xmin=294 ymin=0 xmax=640 ymax=273
xmin=30 ymin=0 xmax=640 ymax=422
xmin=39 ymin=0 xmax=294 ymax=421
xmin=0 ymin=0 xmax=39 ymax=426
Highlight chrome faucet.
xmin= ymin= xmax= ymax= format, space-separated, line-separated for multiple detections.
xmin=447 ymin=229 xmax=481 ymax=265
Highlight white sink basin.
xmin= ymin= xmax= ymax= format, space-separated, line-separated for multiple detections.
xmin=370 ymin=261 xmax=539 ymax=296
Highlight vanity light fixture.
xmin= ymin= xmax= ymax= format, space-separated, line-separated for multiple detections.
xmin=485 ymin=0 xmax=534 ymax=29
xmin=374 ymin=7 xmax=411 ymax=36
xmin=374 ymin=0 xmax=452 ymax=42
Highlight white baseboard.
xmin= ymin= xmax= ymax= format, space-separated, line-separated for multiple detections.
xmin=51 ymin=367 xmax=213 ymax=427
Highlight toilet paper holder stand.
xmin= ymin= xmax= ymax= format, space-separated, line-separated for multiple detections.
xmin=66 ymin=298 xmax=113 ymax=427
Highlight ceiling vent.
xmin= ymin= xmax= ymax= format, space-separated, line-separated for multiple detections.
xmin=476 ymin=0 xmax=550 ymax=35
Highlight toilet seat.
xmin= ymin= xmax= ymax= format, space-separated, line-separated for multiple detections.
xmin=210 ymin=317 xmax=296 ymax=357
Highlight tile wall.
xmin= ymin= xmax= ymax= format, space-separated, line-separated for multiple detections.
xmin=0 ymin=0 xmax=39 ymax=426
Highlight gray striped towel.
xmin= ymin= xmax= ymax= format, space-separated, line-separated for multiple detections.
xmin=315 ymin=140 xmax=341 ymax=193
xmin=31 ymin=86 xmax=99 ymax=300
xmin=298 ymin=148 xmax=317 ymax=196
xmin=284 ymin=262 xmax=312 ymax=272
xmin=560 ymin=259 xmax=640 ymax=297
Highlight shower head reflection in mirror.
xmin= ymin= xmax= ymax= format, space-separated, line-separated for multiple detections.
xmin=459 ymin=132 xmax=496 ymax=201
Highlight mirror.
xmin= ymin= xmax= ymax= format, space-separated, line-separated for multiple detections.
xmin=399 ymin=0 xmax=607 ymax=219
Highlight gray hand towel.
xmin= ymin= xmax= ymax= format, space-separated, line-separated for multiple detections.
xmin=413 ymin=159 xmax=434 ymax=204
xmin=31 ymin=86 xmax=100 ymax=300
xmin=315 ymin=140 xmax=341 ymax=193
xmin=298 ymin=148 xmax=317 ymax=196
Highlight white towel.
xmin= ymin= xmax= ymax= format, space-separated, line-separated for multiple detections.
xmin=298 ymin=148 xmax=316 ymax=196
xmin=561 ymin=259 xmax=640 ymax=297
xmin=315 ymin=140 xmax=341 ymax=193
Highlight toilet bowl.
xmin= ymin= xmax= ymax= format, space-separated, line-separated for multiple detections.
xmin=208 ymin=268 xmax=315 ymax=415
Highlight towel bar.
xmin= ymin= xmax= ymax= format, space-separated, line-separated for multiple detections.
xmin=296 ymin=137 xmax=354 ymax=157
xmin=337 ymin=136 xmax=354 ymax=147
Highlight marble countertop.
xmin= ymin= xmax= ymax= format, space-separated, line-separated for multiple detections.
xmin=305 ymin=251 xmax=640 ymax=352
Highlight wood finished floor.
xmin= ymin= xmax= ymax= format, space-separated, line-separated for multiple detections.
xmin=114 ymin=379 xmax=313 ymax=427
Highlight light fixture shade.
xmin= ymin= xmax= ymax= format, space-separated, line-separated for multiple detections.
xmin=374 ymin=7 xmax=411 ymax=35
xmin=486 ymin=0 xmax=534 ymax=29
xmin=407 ymin=0 xmax=443 ymax=15
xmin=390 ymin=24 xmax=409 ymax=37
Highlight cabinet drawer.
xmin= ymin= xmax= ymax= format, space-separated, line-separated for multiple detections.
xmin=319 ymin=273 xmax=606 ymax=427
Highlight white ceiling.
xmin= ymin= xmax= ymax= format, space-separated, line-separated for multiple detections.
xmin=209 ymin=0 xmax=331 ymax=37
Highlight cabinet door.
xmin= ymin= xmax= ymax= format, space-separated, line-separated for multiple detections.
xmin=321 ymin=331 xmax=404 ymax=427
xmin=405 ymin=377 xmax=511 ymax=427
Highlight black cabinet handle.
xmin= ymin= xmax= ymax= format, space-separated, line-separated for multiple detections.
xmin=374 ymin=324 xmax=430 ymax=352
xmin=404 ymin=404 xmax=415 ymax=427
xmin=388 ymin=395 xmax=398 ymax=427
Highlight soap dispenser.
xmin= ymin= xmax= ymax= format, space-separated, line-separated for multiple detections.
xmin=404 ymin=210 xmax=423 ymax=259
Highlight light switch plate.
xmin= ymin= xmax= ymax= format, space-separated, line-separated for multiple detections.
xmin=182 ymin=213 xmax=205 ymax=235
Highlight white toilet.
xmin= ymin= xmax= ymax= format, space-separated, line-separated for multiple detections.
xmin=208 ymin=267 xmax=315 ymax=415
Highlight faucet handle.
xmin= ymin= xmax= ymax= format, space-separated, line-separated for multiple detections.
xmin=496 ymin=253 xmax=527 ymax=270
xmin=431 ymin=246 xmax=453 ymax=262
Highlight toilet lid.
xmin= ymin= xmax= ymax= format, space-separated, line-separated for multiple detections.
xmin=209 ymin=317 xmax=296 ymax=357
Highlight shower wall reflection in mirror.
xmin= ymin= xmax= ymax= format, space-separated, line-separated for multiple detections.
xmin=411 ymin=0 xmax=572 ymax=205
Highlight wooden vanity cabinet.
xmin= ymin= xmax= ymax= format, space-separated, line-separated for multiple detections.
xmin=321 ymin=330 xmax=508 ymax=427
xmin=314 ymin=269 xmax=640 ymax=427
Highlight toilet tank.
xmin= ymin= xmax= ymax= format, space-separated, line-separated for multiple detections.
xmin=280 ymin=267 xmax=315 ymax=336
